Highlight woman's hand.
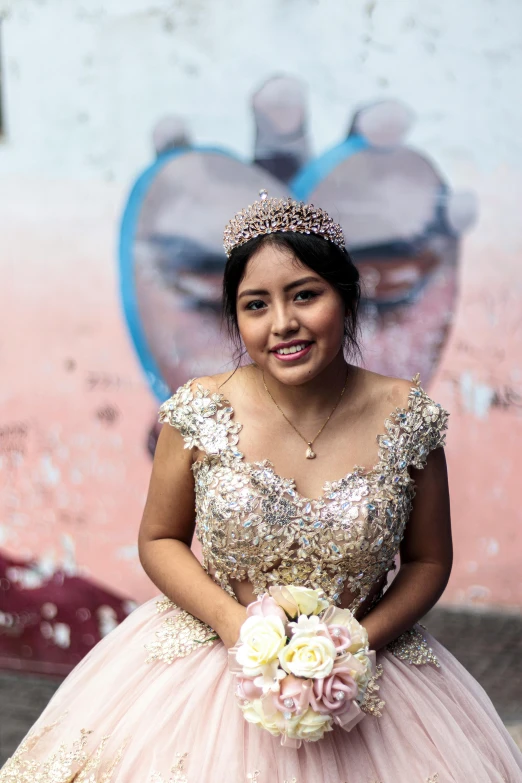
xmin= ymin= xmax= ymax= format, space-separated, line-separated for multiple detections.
xmin=215 ymin=602 xmax=248 ymax=650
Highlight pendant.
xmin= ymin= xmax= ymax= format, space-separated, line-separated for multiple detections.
xmin=306 ymin=444 xmax=316 ymax=459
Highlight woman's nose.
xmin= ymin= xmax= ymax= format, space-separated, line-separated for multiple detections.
xmin=271 ymin=304 xmax=299 ymax=336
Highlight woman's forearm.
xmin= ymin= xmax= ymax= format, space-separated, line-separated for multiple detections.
xmin=138 ymin=537 xmax=246 ymax=645
xmin=361 ymin=560 xmax=451 ymax=651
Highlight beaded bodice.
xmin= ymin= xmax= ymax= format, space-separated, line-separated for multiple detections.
xmin=159 ymin=376 xmax=448 ymax=611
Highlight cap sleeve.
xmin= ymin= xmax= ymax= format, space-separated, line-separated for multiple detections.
xmin=406 ymin=375 xmax=449 ymax=469
xmin=158 ymin=378 xmax=202 ymax=450
xmin=158 ymin=378 xmax=242 ymax=457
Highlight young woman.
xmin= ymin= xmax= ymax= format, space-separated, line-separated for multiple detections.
xmin=2 ymin=194 xmax=521 ymax=782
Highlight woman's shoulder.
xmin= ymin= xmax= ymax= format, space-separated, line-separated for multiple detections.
xmin=355 ymin=368 xmax=449 ymax=467
xmin=354 ymin=367 xmax=417 ymax=412
xmin=189 ymin=366 xmax=257 ymax=402
xmin=191 ymin=371 xmax=237 ymax=396
xmin=161 ymin=371 xmax=235 ymax=403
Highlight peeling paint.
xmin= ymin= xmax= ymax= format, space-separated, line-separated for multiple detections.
xmin=467 ymin=585 xmax=492 ymax=602
xmin=117 ymin=544 xmax=139 ymax=561
xmin=480 ymin=537 xmax=500 ymax=557
xmin=40 ymin=455 xmax=61 ymax=486
xmin=460 ymin=371 xmax=495 ymax=419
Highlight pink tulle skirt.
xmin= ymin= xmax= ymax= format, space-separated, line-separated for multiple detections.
xmin=1 ymin=597 xmax=521 ymax=783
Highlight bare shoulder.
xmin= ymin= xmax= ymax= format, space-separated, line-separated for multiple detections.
xmin=190 ymin=373 xmax=224 ymax=395
xmin=355 ymin=367 xmax=414 ymax=412
xmin=192 ymin=366 xmax=255 ymax=398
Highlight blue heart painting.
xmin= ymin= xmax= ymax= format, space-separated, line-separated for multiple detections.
xmin=118 ymin=77 xmax=477 ymax=411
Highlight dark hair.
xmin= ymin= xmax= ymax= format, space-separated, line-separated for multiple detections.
xmin=222 ymin=231 xmax=361 ymax=363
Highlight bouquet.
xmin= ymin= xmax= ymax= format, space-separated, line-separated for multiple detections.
xmin=228 ymin=585 xmax=376 ymax=747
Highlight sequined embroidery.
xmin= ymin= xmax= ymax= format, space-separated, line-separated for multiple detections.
xmin=159 ymin=375 xmax=448 ymax=619
xmin=155 ymin=596 xmax=178 ymax=613
xmin=145 ymin=608 xmax=218 ymax=665
xmin=386 ymin=627 xmax=440 ymax=667
xmin=0 ymin=720 xmax=127 ymax=783
xmin=149 ymin=752 xmax=188 ymax=783
xmin=359 ymin=664 xmax=385 ymax=717
xmin=76 ymin=737 xmax=128 ymax=782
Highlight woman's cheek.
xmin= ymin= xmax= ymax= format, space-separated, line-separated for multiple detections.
xmin=238 ymin=316 xmax=266 ymax=357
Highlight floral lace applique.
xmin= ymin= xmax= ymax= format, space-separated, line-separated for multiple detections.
xmin=359 ymin=664 xmax=385 ymax=717
xmin=159 ymin=376 xmax=448 ymax=613
xmin=158 ymin=380 xmax=243 ymax=462
xmin=155 ymin=596 xmax=178 ymax=613
xmin=149 ymin=753 xmax=188 ymax=783
xmin=145 ymin=608 xmax=218 ymax=665
xmin=0 ymin=719 xmax=127 ymax=783
xmin=76 ymin=736 xmax=128 ymax=782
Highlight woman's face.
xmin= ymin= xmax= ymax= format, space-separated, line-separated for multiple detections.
xmin=236 ymin=242 xmax=346 ymax=385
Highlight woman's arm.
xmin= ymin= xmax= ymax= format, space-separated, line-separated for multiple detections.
xmin=138 ymin=422 xmax=246 ymax=649
xmin=361 ymin=446 xmax=453 ymax=651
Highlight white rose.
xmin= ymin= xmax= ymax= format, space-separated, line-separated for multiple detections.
xmin=269 ymin=585 xmax=329 ymax=618
xmin=325 ymin=607 xmax=369 ymax=652
xmin=285 ymin=707 xmax=333 ymax=742
xmin=279 ymin=635 xmax=336 ymax=679
xmin=240 ymin=698 xmax=284 ymax=736
xmin=236 ymin=616 xmax=287 ymax=676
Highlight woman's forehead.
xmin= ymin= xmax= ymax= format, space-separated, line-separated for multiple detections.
xmin=239 ymin=245 xmax=313 ymax=287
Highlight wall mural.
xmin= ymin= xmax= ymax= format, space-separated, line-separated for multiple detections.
xmin=0 ymin=75 xmax=478 ymax=676
xmin=120 ymin=77 xmax=476 ymax=456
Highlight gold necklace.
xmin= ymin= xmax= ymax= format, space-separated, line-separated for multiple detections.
xmin=262 ymin=370 xmax=349 ymax=459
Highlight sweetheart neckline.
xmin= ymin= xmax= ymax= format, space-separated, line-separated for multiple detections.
xmin=198 ymin=375 xmax=423 ymax=503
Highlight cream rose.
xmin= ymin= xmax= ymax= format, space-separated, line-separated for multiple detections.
xmin=269 ymin=585 xmax=329 ymax=618
xmin=284 ymin=707 xmax=333 ymax=742
xmin=236 ymin=616 xmax=287 ymax=676
xmin=279 ymin=635 xmax=336 ymax=679
xmin=352 ymin=649 xmax=375 ymax=692
xmin=239 ymin=698 xmax=284 ymax=736
xmin=323 ymin=607 xmax=369 ymax=653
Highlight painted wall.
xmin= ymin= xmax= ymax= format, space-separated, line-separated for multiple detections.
xmin=0 ymin=0 xmax=521 ymax=674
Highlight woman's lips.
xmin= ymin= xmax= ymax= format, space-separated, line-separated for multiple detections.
xmin=272 ymin=343 xmax=313 ymax=362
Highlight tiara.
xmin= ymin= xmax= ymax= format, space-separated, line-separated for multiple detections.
xmin=223 ymin=189 xmax=346 ymax=257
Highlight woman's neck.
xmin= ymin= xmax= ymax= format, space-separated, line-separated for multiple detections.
xmin=254 ymin=353 xmax=357 ymax=419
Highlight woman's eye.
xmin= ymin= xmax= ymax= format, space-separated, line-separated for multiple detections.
xmin=245 ymin=299 xmax=266 ymax=311
xmin=295 ymin=290 xmax=319 ymax=302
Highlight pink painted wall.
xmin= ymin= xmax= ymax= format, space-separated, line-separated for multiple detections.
xmin=0 ymin=180 xmax=159 ymax=619
xmin=431 ymin=167 xmax=522 ymax=607
xmin=1 ymin=164 xmax=520 ymax=674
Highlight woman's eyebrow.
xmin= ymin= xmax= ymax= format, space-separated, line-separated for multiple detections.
xmin=238 ymin=276 xmax=321 ymax=299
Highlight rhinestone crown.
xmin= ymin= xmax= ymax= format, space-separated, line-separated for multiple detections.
xmin=223 ymin=189 xmax=346 ymax=257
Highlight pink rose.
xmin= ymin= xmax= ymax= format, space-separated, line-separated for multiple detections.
xmin=236 ymin=676 xmax=263 ymax=702
xmin=310 ymin=664 xmax=359 ymax=714
xmin=247 ymin=594 xmax=288 ymax=625
xmin=325 ymin=624 xmax=352 ymax=653
xmin=271 ymin=674 xmax=312 ymax=716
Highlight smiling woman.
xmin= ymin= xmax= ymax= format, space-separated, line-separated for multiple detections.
xmin=2 ymin=192 xmax=521 ymax=783
xmin=223 ymin=231 xmax=361 ymax=370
